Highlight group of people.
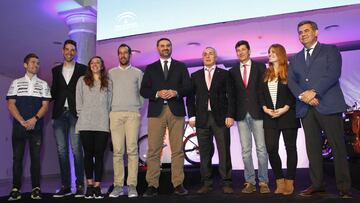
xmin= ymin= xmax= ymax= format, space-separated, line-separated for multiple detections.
xmin=6 ymin=20 xmax=352 ymax=201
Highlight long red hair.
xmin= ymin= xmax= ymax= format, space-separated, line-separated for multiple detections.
xmin=264 ymin=44 xmax=288 ymax=84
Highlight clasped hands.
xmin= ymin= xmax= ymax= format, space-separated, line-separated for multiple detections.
xmin=264 ymin=106 xmax=289 ymax=118
xmin=20 ymin=117 xmax=37 ymax=130
xmin=300 ymin=89 xmax=319 ymax=106
xmin=157 ymin=89 xmax=178 ymax=99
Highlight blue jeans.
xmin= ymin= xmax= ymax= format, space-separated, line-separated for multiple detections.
xmin=237 ymin=113 xmax=268 ymax=185
xmin=53 ymin=111 xmax=84 ymax=187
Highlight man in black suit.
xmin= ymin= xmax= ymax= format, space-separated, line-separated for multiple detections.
xmin=51 ymin=39 xmax=87 ymax=198
xmin=186 ymin=47 xmax=235 ymax=194
xmin=140 ymin=38 xmax=191 ymax=197
xmin=229 ymin=40 xmax=269 ymax=193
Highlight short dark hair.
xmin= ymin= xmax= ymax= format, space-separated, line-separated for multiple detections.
xmin=63 ymin=39 xmax=77 ymax=50
xmin=297 ymin=20 xmax=318 ymax=31
xmin=235 ymin=40 xmax=250 ymax=50
xmin=23 ymin=53 xmax=39 ymax=64
xmin=157 ymin=38 xmax=172 ymax=47
xmin=117 ymin=43 xmax=132 ymax=55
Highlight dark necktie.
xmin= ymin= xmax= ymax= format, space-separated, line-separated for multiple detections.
xmin=305 ymin=48 xmax=312 ymax=66
xmin=164 ymin=60 xmax=169 ymax=80
xmin=242 ymin=64 xmax=247 ymax=88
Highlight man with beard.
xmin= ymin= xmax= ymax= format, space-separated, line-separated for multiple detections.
xmin=108 ymin=43 xmax=144 ymax=198
xmin=51 ymin=39 xmax=87 ymax=198
xmin=140 ymin=38 xmax=192 ymax=197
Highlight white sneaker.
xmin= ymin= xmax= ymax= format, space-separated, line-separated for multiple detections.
xmin=109 ymin=186 xmax=124 ymax=198
xmin=128 ymin=185 xmax=138 ymax=198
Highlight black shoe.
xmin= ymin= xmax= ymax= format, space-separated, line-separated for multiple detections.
xmin=8 ymin=188 xmax=21 ymax=201
xmin=174 ymin=184 xmax=188 ymax=196
xmin=75 ymin=185 xmax=85 ymax=198
xmin=93 ymin=187 xmax=104 ymax=199
xmin=339 ymin=191 xmax=352 ymax=199
xmin=53 ymin=186 xmax=72 ymax=198
xmin=31 ymin=187 xmax=42 ymax=200
xmin=143 ymin=186 xmax=158 ymax=197
xmin=85 ymin=186 xmax=94 ymax=199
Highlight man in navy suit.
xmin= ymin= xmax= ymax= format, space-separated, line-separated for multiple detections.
xmin=140 ymin=38 xmax=191 ymax=197
xmin=186 ymin=47 xmax=235 ymax=194
xmin=288 ymin=20 xmax=351 ymax=198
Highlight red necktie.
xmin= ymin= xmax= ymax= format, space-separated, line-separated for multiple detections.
xmin=243 ymin=64 xmax=247 ymax=88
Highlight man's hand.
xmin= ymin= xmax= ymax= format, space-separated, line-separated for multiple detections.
xmin=24 ymin=117 xmax=37 ymax=130
xmin=300 ymin=90 xmax=316 ymax=103
xmin=189 ymin=120 xmax=196 ymax=128
xmin=308 ymin=98 xmax=320 ymax=106
xmin=166 ymin=89 xmax=178 ymax=99
xmin=225 ymin=117 xmax=234 ymax=128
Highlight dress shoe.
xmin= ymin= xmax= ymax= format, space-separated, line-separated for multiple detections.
xmin=339 ymin=191 xmax=352 ymax=199
xmin=223 ymin=185 xmax=234 ymax=194
xmin=143 ymin=186 xmax=158 ymax=197
xmin=174 ymin=184 xmax=188 ymax=196
xmin=299 ymin=187 xmax=325 ymax=197
xmin=197 ymin=185 xmax=213 ymax=194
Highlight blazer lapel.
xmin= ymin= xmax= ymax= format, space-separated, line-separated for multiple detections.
xmin=247 ymin=63 xmax=257 ymax=88
xmin=235 ymin=63 xmax=246 ymax=88
xmin=155 ymin=60 xmax=166 ymax=80
xmin=308 ymin=43 xmax=322 ymax=67
xmin=166 ymin=59 xmax=176 ymax=81
xmin=210 ymin=67 xmax=221 ymax=91
xmin=68 ymin=63 xmax=80 ymax=86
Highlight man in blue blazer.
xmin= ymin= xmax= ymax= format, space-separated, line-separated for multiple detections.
xmin=288 ymin=20 xmax=351 ymax=198
xmin=140 ymin=38 xmax=191 ymax=197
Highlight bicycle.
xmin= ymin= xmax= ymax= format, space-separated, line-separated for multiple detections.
xmin=138 ymin=121 xmax=200 ymax=166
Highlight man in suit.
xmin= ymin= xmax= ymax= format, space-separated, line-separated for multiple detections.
xmin=187 ymin=47 xmax=235 ymax=194
xmin=140 ymin=38 xmax=192 ymax=197
xmin=51 ymin=39 xmax=87 ymax=198
xmin=229 ymin=40 xmax=270 ymax=193
xmin=288 ymin=20 xmax=351 ymax=198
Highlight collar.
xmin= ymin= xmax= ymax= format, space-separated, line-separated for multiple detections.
xmin=160 ymin=58 xmax=172 ymax=64
xmin=204 ymin=65 xmax=216 ymax=71
xmin=304 ymin=41 xmax=318 ymax=51
xmin=25 ymin=74 xmax=38 ymax=82
xmin=119 ymin=64 xmax=131 ymax=70
xmin=240 ymin=59 xmax=252 ymax=67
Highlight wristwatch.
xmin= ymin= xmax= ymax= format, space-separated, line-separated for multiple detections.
xmin=34 ymin=115 xmax=40 ymax=120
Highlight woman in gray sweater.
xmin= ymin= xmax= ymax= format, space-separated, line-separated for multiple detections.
xmin=75 ymin=56 xmax=112 ymax=199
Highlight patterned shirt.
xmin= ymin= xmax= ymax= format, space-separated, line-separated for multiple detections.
xmin=6 ymin=74 xmax=51 ymax=129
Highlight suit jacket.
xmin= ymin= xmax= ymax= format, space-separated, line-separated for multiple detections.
xmin=51 ymin=62 xmax=87 ymax=119
xmin=186 ymin=67 xmax=235 ymax=128
xmin=229 ymin=60 xmax=266 ymax=121
xmin=259 ymin=80 xmax=300 ymax=129
xmin=140 ymin=59 xmax=191 ymax=117
xmin=288 ymin=42 xmax=347 ymax=118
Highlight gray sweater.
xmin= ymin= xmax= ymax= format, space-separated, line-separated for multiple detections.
xmin=109 ymin=65 xmax=144 ymax=112
xmin=75 ymin=76 xmax=112 ymax=133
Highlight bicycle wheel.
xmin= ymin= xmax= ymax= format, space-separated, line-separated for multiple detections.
xmin=183 ymin=133 xmax=200 ymax=166
xmin=138 ymin=134 xmax=148 ymax=165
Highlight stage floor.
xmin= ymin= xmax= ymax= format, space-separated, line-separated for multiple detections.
xmin=0 ymin=167 xmax=359 ymax=203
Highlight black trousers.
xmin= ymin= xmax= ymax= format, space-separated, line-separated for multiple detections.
xmin=196 ymin=112 xmax=232 ymax=186
xmin=301 ymin=107 xmax=351 ymax=191
xmin=12 ymin=126 xmax=42 ymax=189
xmin=264 ymin=128 xmax=298 ymax=180
xmin=79 ymin=131 xmax=109 ymax=182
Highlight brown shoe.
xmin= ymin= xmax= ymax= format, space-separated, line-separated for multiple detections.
xmin=299 ymin=186 xmax=325 ymax=197
xmin=259 ymin=182 xmax=270 ymax=194
xmin=196 ymin=185 xmax=213 ymax=194
xmin=222 ymin=186 xmax=234 ymax=194
xmin=274 ymin=179 xmax=285 ymax=194
xmin=283 ymin=179 xmax=294 ymax=195
xmin=242 ymin=182 xmax=256 ymax=193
